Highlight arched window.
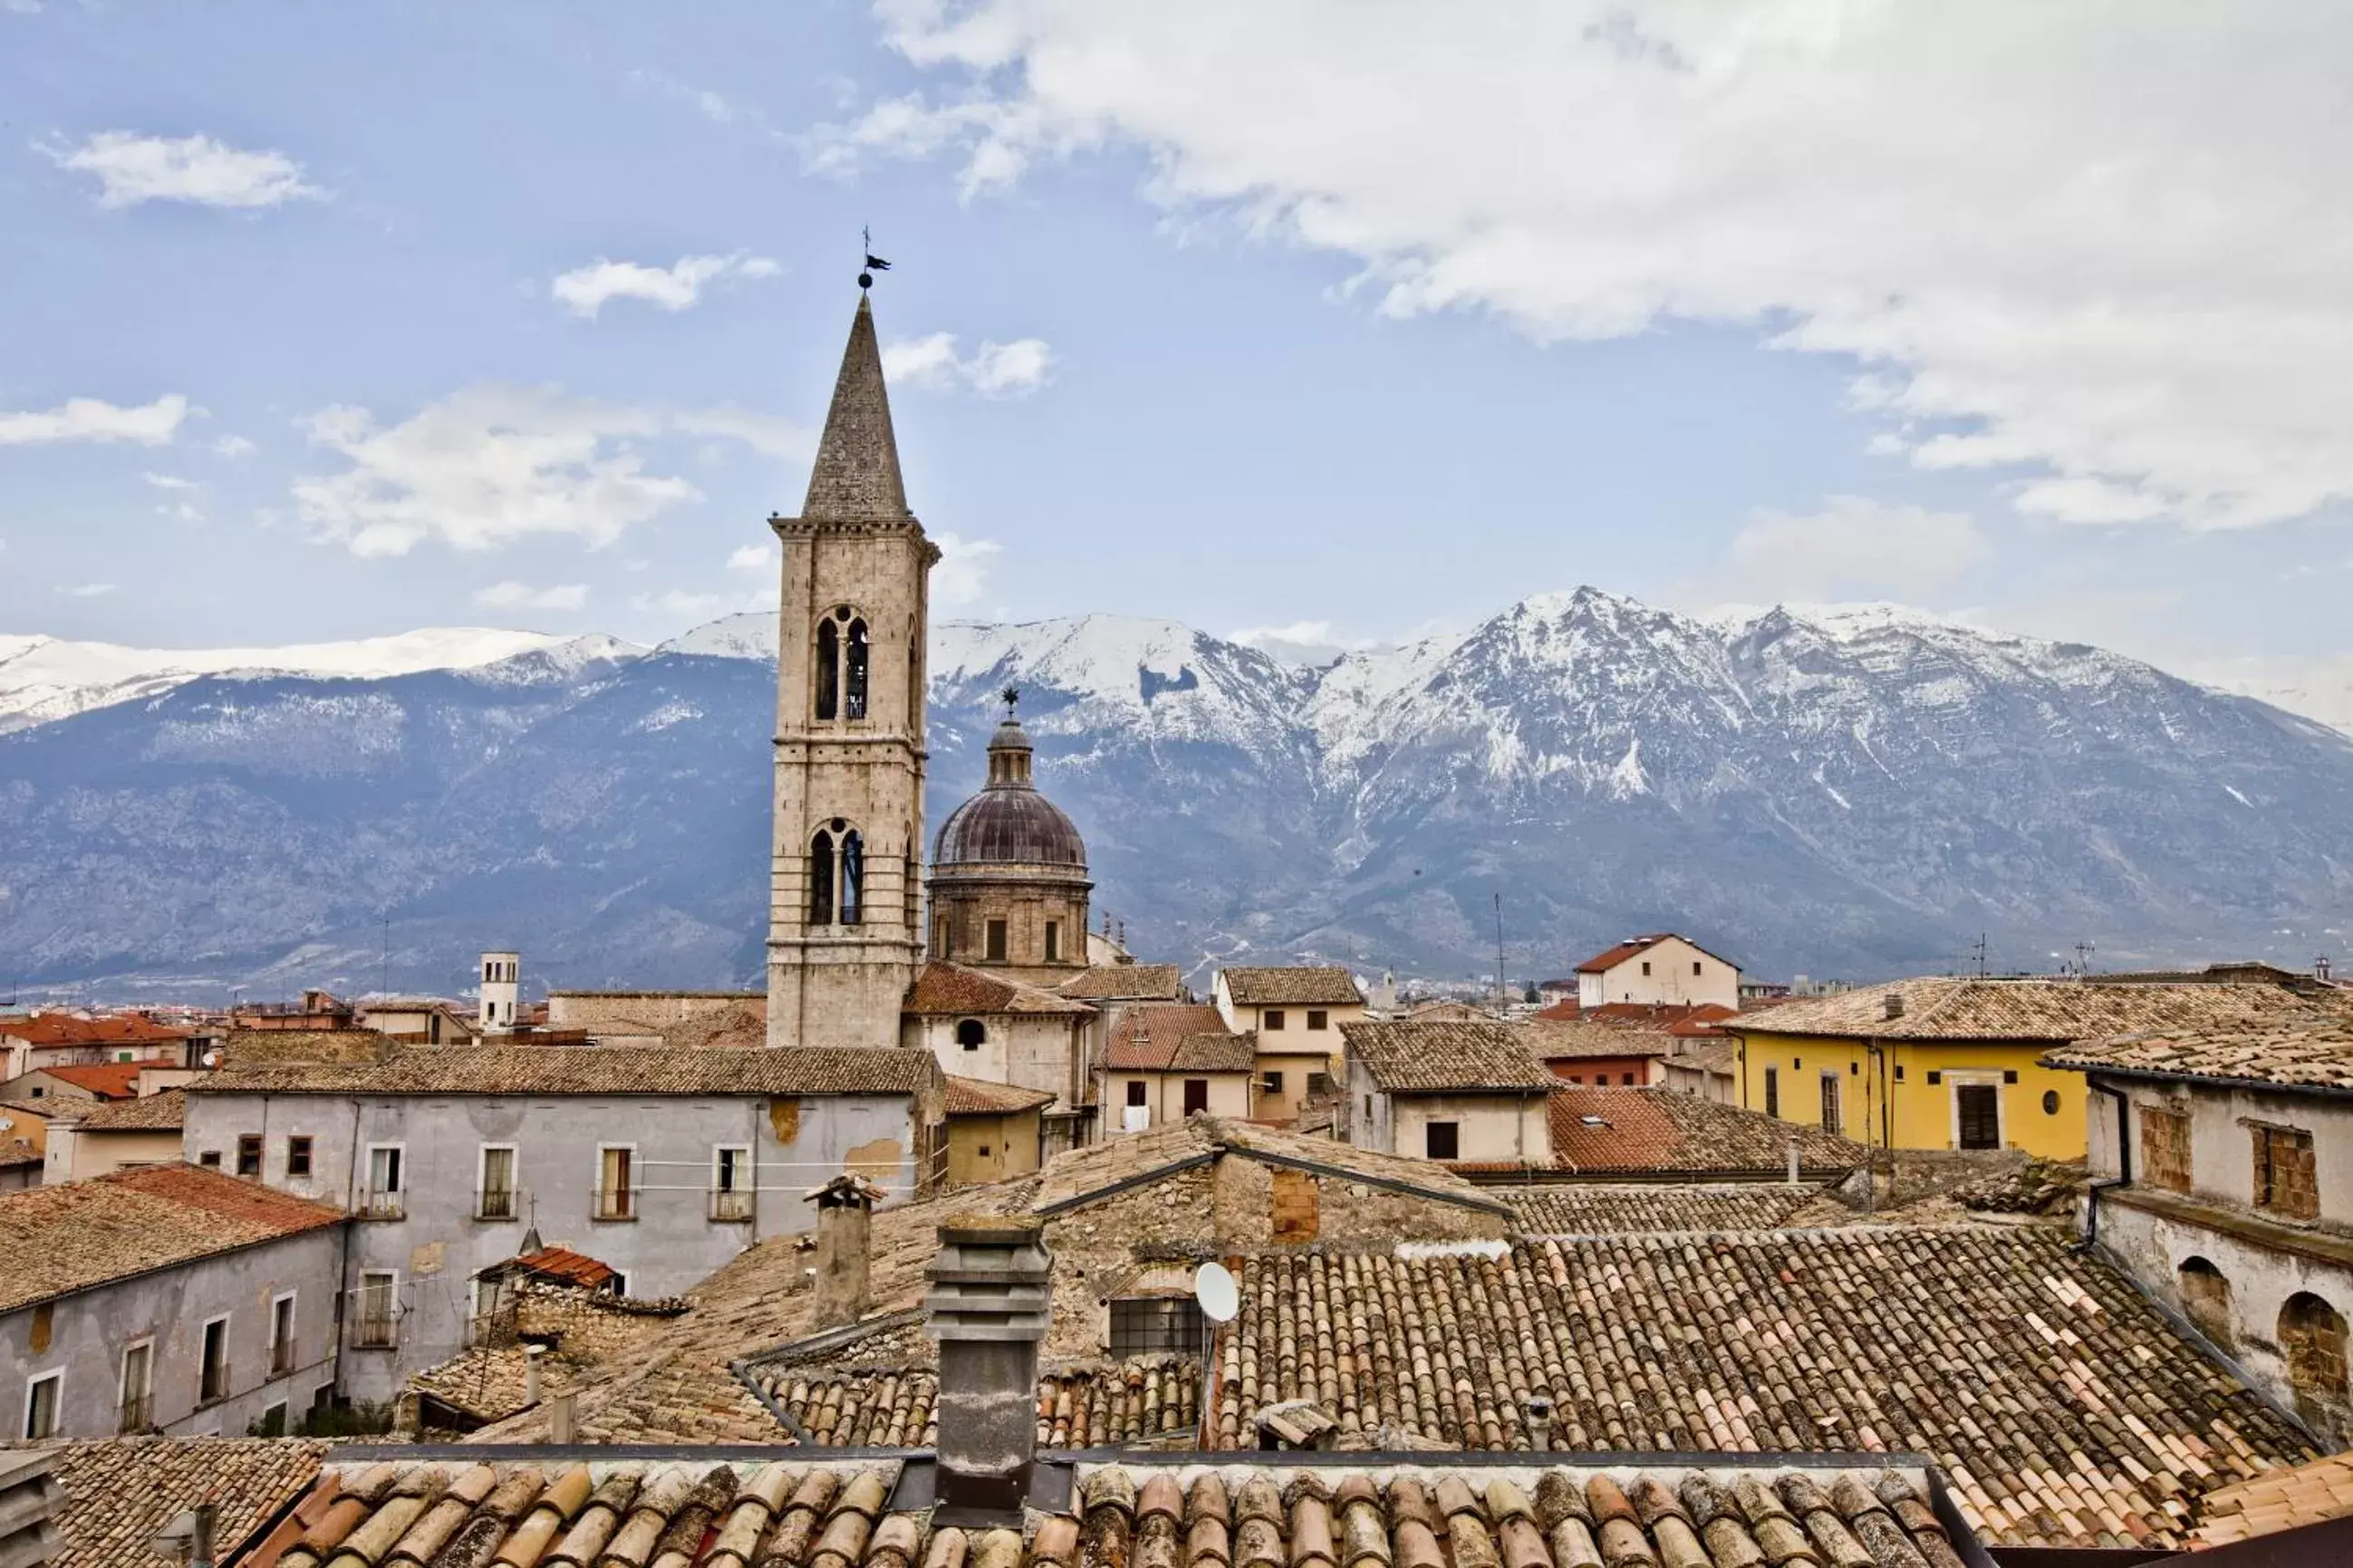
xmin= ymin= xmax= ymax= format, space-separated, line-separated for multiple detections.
xmin=840 ymin=830 xmax=864 ymax=925
xmin=904 ymin=843 xmax=920 ymax=931
xmin=956 ymin=1019 xmax=987 ymax=1050
xmin=907 ymin=630 xmax=921 ymax=732
xmin=814 ymin=620 xmax=839 ymax=721
xmin=844 ymin=620 xmax=870 ymax=719
xmin=2280 ymin=1292 xmax=2349 ymax=1426
xmin=808 ymin=829 xmax=835 ymax=926
xmin=2176 ymin=1256 xmax=2233 ymax=1348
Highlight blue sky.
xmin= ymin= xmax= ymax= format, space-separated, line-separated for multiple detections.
xmin=4 ymin=2 xmax=2349 ymax=704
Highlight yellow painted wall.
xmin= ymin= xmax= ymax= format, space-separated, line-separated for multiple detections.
xmin=946 ymin=1109 xmax=1042 ymax=1187
xmin=1104 ymin=1071 xmax=1252 ymax=1130
xmin=1252 ymin=1044 xmax=1340 ymax=1122
xmin=1732 ymin=1029 xmax=2087 ymax=1158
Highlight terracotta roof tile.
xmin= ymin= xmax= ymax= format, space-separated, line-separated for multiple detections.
xmin=1524 ymin=1019 xmax=1671 ymax=1061
xmin=1508 ymin=1183 xmax=1825 ymax=1233
xmin=2189 ymin=1452 xmax=2353 ymax=1545
xmin=1573 ymin=933 xmax=1740 ymax=973
xmin=2042 ymin=1020 xmax=2353 ymax=1092
xmin=1059 ymin=964 xmax=1184 ymax=1002
xmin=1341 ymin=1021 xmax=1553 ymax=1092
xmin=945 ymin=1076 xmax=1058 ymax=1116
xmin=0 ymin=1012 xmax=189 ymax=1046
xmin=191 ymin=1044 xmax=941 ymax=1098
xmin=24 ymin=1438 xmax=326 ymax=1568
xmin=0 ymin=1164 xmax=347 ymax=1313
xmin=1105 ymin=1005 xmax=1251 ymax=1073
xmin=29 ymin=1063 xmax=146 ymax=1099
xmin=1732 ymin=977 xmax=2339 ymax=1043
xmin=1547 ymin=1088 xmax=1866 ymax=1176
xmin=63 ymin=1085 xmax=188 ymax=1130
xmin=1220 ymin=967 xmax=1362 ymax=1006
xmin=906 ymin=961 xmax=1095 ymax=1015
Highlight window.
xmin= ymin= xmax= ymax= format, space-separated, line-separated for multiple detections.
xmin=2178 ymin=1257 xmax=2234 ymax=1349
xmin=596 ymin=1145 xmax=636 ymax=1220
xmin=1764 ymin=1067 xmax=1779 ymax=1119
xmin=1621 ymin=1073 xmax=1635 ymax=1087
xmin=1641 ymin=960 xmax=1652 ymax=976
xmin=1819 ymin=1071 xmax=1842 ymax=1134
xmin=1306 ymin=1073 xmax=1332 ymax=1098
xmin=1956 ymin=1084 xmax=2001 ymax=1150
xmin=609 ymin=1272 xmax=630 ymax=1298
xmin=2280 ymin=1292 xmax=2349 ymax=1427
xmin=198 ymin=1150 xmax=221 ymax=1169
xmin=256 ymin=1401 xmax=289 ymax=1438
xmin=935 ymin=918 xmax=951 ymax=959
xmin=1692 ymin=961 xmax=1702 ymax=976
xmin=354 ymin=1273 xmax=397 ymax=1348
xmin=985 ymin=919 xmax=1008 ymax=962
xmin=1044 ymin=920 xmax=1060 ymax=963
xmin=815 ymin=618 xmax=840 ymax=720
xmin=199 ymin=1316 xmax=230 ymax=1404
xmin=957 ymin=1018 xmax=987 ymax=1051
xmin=2254 ymin=1124 xmax=2319 ymax=1219
xmin=977 ymin=1144 xmax=991 ymax=1159
xmin=1925 ymin=1070 xmax=1942 ymax=1084
xmin=1894 ymin=1064 xmax=1905 ymax=1082
xmin=1126 ymin=1081 xmax=1148 ymax=1108
xmin=363 ymin=1144 xmax=404 ymax=1219
xmin=1109 ymin=1298 xmax=1207 ymax=1359
xmin=1264 ymin=1009 xmax=1286 ymax=1031
xmin=1182 ymin=1079 xmax=1210 ymax=1116
xmin=1567 ymin=1074 xmax=1582 ymax=1086
xmin=270 ymin=1293 xmax=298 ymax=1376
xmin=840 ymin=829 xmax=864 ymax=925
xmin=1261 ymin=1071 xmax=1284 ymax=1096
xmin=844 ymin=619 xmax=870 ymax=719
xmin=23 ymin=1372 xmax=60 ymax=1440
xmin=2002 ymin=1069 xmax=2019 ymax=1084
xmin=809 ymin=829 xmax=836 ymax=925
xmin=286 ymin=1136 xmax=313 ymax=1178
xmin=119 ymin=1342 xmax=153 ymax=1433
xmin=477 ymin=1145 xmax=517 ymax=1220
xmin=235 ymin=1134 xmax=262 ymax=1178
xmin=1307 ymin=1010 xmax=1328 ymax=1031
xmin=1425 ymin=1121 xmax=1460 ymax=1160
xmin=2041 ymin=1090 xmax=2060 ymax=1115
xmin=711 ymin=1145 xmax=754 ymax=1222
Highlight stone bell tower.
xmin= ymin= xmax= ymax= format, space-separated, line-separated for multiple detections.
xmin=766 ymin=289 xmax=938 ymax=1047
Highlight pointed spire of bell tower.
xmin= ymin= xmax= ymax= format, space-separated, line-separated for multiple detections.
xmin=801 ymin=293 xmax=911 ymax=522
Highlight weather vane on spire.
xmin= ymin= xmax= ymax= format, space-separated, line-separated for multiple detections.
xmin=999 ymin=684 xmax=1019 ymax=720
xmin=859 ymin=226 xmax=892 ymax=291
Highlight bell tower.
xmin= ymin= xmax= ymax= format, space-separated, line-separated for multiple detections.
xmin=766 ymin=289 xmax=938 ymax=1047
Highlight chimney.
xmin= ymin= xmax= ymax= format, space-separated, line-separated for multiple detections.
xmin=524 ymin=1343 xmax=545 ymax=1406
xmin=1786 ymin=1140 xmax=1800 ymax=1187
xmin=1882 ymin=992 xmax=1905 ymax=1022
xmin=1525 ymin=1392 xmax=1553 ymax=1452
xmin=925 ymin=1216 xmax=1052 ymax=1520
xmin=805 ymin=1174 xmax=882 ymax=1330
xmin=0 ymin=1450 xmax=65 ymax=1568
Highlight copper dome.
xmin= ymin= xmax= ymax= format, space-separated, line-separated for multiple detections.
xmin=932 ymin=717 xmax=1088 ymax=869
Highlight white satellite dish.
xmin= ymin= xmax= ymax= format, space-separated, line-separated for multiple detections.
xmin=1194 ymin=1261 xmax=1239 ymax=1323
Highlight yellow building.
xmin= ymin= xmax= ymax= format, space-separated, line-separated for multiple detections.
xmin=942 ymin=1075 xmax=1056 ymax=1187
xmin=1725 ymin=977 xmax=2337 ymax=1158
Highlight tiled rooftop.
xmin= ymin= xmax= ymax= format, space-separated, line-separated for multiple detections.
xmin=2041 ymin=1021 xmax=2353 ymax=1093
xmin=1341 ymin=1022 xmax=1554 ymax=1092
xmin=1523 ymin=1020 xmax=1670 ymax=1062
xmin=25 ymin=1062 xmax=145 ymax=1099
xmin=1059 ymin=963 xmax=1184 ymax=1002
xmin=0 ymin=1011 xmax=189 ymax=1045
xmin=63 ymin=1084 xmax=187 ymax=1130
xmin=1507 ymin=1183 xmax=1827 ymax=1234
xmin=1731 ymin=976 xmax=2340 ymax=1043
xmin=221 ymin=1456 xmax=1983 ymax=1568
xmin=945 ymin=1075 xmax=1058 ymax=1116
xmin=411 ymin=1284 xmax=670 ymax=1428
xmin=1221 ymin=967 xmax=1363 ymax=1007
xmin=742 ymin=1344 xmax=1202 ymax=1448
xmin=1546 ymin=1089 xmax=1866 ymax=1177
xmin=1104 ymin=1005 xmax=1253 ymax=1073
xmin=1207 ymin=1230 xmax=2311 ymax=1546
xmin=19 ymin=1438 xmax=325 ymax=1568
xmin=0 ymin=1163 xmax=346 ymax=1313
xmin=191 ymin=1044 xmax=941 ymax=1098
xmin=2189 ymin=1451 xmax=2353 ymax=1545
xmin=907 ymin=962 xmax=1095 ymax=1016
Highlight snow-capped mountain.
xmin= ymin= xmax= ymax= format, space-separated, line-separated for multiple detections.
xmin=5 ymin=588 xmax=2351 ymax=996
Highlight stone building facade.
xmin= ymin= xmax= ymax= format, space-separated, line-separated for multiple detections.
xmin=766 ymin=291 xmax=938 ymax=1050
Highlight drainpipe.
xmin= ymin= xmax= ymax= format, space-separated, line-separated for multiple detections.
xmin=2078 ymin=1074 xmax=2131 ymax=1254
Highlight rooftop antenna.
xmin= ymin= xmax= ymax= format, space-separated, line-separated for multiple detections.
xmin=1969 ymin=933 xmax=1988 ymax=978
xmin=2073 ymin=939 xmax=2097 ymax=976
xmin=858 ymin=226 xmax=892 ymax=291
xmin=1494 ymin=892 xmax=1507 ymax=1007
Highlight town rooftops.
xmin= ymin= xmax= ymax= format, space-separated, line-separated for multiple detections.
xmin=944 ymin=1075 xmax=1058 ymax=1116
xmin=2189 ymin=1452 xmax=2353 ymax=1546
xmin=1341 ymin=1019 xmax=1553 ymax=1092
xmin=188 ymin=1044 xmax=942 ymax=1099
xmin=2041 ymin=1019 xmax=2353 ymax=1094
xmin=1546 ymin=1087 xmax=1868 ymax=1177
xmin=905 ymin=960 xmax=1095 ymax=1016
xmin=27 ymin=1062 xmax=146 ymax=1099
xmin=30 ymin=1438 xmax=329 ymax=1568
xmin=0 ymin=1163 xmax=347 ymax=1313
xmin=1728 ymin=976 xmax=2339 ymax=1043
xmin=1218 ymin=965 xmax=1361 ymax=1007
xmin=544 ymin=988 xmax=766 ymax=1000
xmin=1103 ymin=1004 xmax=1254 ymax=1073
xmin=1574 ymin=932 xmax=1739 ymax=973
xmin=0 ymin=1011 xmax=189 ymax=1046
xmin=1524 ymin=1018 xmax=1672 ymax=1061
xmin=1056 ymin=962 xmax=1183 ymax=1002
xmin=60 ymin=1084 xmax=187 ymax=1130
xmin=1508 ymin=1182 xmax=1827 ymax=1234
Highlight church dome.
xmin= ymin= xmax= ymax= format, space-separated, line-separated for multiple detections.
xmin=932 ymin=716 xmax=1088 ymax=869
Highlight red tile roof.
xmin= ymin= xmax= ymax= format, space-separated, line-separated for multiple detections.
xmin=1574 ymin=932 xmax=1740 ymax=974
xmin=35 ymin=1063 xmax=148 ymax=1099
xmin=1104 ymin=1004 xmax=1253 ymax=1073
xmin=1218 ymin=966 xmax=1362 ymax=1006
xmin=0 ymin=1012 xmax=189 ymax=1047
xmin=943 ymin=1075 xmax=1058 ymax=1116
xmin=1548 ymin=1087 xmax=1867 ymax=1176
xmin=511 ymin=1246 xmax=618 ymax=1290
xmin=904 ymin=961 xmax=1094 ymax=1015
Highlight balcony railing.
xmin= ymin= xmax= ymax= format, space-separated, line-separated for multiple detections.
xmin=591 ymin=1186 xmax=640 ymax=1221
xmin=118 ymin=1393 xmax=152 ymax=1434
xmin=356 ymin=1188 xmax=405 ymax=1221
xmin=352 ymin=1313 xmax=397 ymax=1350
xmin=475 ymin=1185 xmax=521 ymax=1222
xmin=708 ymin=1188 xmax=755 ymax=1223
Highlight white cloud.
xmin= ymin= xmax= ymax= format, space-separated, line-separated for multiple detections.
xmin=142 ymin=472 xmax=199 ymax=491
xmin=932 ymin=533 xmax=1001 ymax=605
xmin=1699 ymin=495 xmax=1988 ymax=603
xmin=49 ymin=131 xmax=321 ymax=209
xmin=882 ymin=332 xmax=1055 ymax=397
xmin=289 ymin=386 xmax=809 ymax=558
xmin=551 ymin=252 xmax=780 ymax=319
xmin=634 ymin=587 xmax=761 ymax=622
xmin=210 ymin=435 xmax=256 ymax=458
xmin=155 ymin=501 xmax=202 ymax=524
xmin=474 ymin=581 xmax=589 ymax=611
xmin=832 ymin=3 xmax=2353 ymax=532
xmin=0 ymin=393 xmax=188 ymax=447
xmin=54 ymin=582 xmax=115 ymax=598
xmin=727 ymin=543 xmax=776 ymax=572
xmin=1228 ymin=619 xmax=1377 ymax=666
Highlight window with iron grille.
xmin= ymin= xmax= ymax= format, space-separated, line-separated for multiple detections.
xmin=1109 ymin=1297 xmax=1207 ymax=1359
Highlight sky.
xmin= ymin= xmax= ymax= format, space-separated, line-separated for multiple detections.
xmin=4 ymin=1 xmax=2351 ymax=705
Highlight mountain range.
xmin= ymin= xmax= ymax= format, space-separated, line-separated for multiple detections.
xmin=5 ymin=588 xmax=2351 ymax=1000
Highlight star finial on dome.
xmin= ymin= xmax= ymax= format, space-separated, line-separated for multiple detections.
xmin=999 ymin=684 xmax=1019 ymax=720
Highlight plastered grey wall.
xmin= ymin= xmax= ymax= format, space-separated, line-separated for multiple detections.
xmin=2 ymin=1225 xmax=344 ymax=1439
xmin=185 ymin=1089 xmax=924 ymax=1403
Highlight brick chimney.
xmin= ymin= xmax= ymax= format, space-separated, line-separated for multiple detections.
xmin=925 ymin=1216 xmax=1052 ymax=1520
xmin=805 ymin=1174 xmax=882 ymax=1330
